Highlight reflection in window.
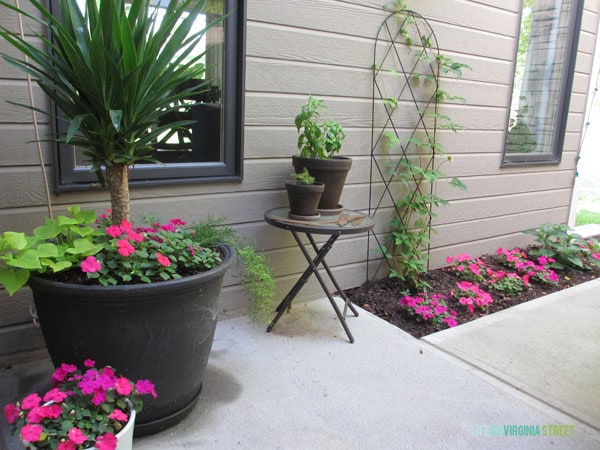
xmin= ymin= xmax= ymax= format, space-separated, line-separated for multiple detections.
xmin=503 ymin=0 xmax=583 ymax=164
xmin=151 ymin=1 xmax=224 ymax=164
xmin=56 ymin=0 xmax=244 ymax=189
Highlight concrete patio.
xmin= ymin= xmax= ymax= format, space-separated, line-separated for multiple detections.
xmin=1 ymin=279 xmax=599 ymax=449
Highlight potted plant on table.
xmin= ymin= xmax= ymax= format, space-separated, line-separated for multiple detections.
xmin=0 ymin=0 xmax=273 ymax=435
xmin=4 ymin=359 xmax=155 ymax=450
xmin=293 ymin=96 xmax=351 ymax=211
xmin=285 ymin=167 xmax=325 ymax=219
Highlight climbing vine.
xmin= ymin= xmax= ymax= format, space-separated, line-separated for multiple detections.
xmin=369 ymin=3 xmax=468 ymax=290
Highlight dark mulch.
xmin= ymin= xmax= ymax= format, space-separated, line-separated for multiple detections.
xmin=345 ymin=249 xmax=600 ymax=338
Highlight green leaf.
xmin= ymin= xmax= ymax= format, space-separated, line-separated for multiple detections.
xmin=46 ymin=260 xmax=72 ymax=272
xmin=66 ymin=115 xmax=86 ymax=143
xmin=61 ymin=419 xmax=73 ymax=432
xmin=77 ymin=209 xmax=97 ymax=224
xmin=450 ymin=177 xmax=467 ymax=191
xmin=0 ymin=268 xmax=30 ymax=296
xmin=57 ymin=215 xmax=79 ymax=227
xmin=73 ymin=226 xmax=96 ymax=237
xmin=37 ymin=243 xmax=59 ymax=257
xmin=34 ymin=221 xmax=61 ymax=240
xmin=109 ymin=109 xmax=123 ymax=132
xmin=1 ymin=232 xmax=27 ymax=251
xmin=566 ymin=255 xmax=584 ymax=269
xmin=65 ymin=239 xmax=103 ymax=256
xmin=6 ymin=249 xmax=42 ymax=270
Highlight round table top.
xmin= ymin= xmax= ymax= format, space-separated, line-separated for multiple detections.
xmin=264 ymin=207 xmax=375 ymax=235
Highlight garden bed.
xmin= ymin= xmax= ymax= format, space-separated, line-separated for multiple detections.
xmin=345 ymin=241 xmax=600 ymax=338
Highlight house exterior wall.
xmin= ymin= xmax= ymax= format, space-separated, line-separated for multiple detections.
xmin=0 ymin=0 xmax=598 ymax=363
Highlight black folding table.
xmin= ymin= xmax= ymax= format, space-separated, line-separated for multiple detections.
xmin=264 ymin=207 xmax=375 ymax=343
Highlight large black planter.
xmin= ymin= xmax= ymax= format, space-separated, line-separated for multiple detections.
xmin=28 ymin=244 xmax=235 ymax=436
xmin=292 ymin=155 xmax=352 ymax=210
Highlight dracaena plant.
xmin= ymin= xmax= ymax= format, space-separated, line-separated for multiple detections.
xmin=0 ymin=0 xmax=218 ymax=224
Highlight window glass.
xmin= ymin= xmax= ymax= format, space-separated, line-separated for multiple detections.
xmin=55 ymin=0 xmax=244 ymax=189
xmin=503 ymin=0 xmax=583 ymax=164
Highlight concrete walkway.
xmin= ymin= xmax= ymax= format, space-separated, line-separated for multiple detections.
xmin=1 ymin=280 xmax=599 ymax=449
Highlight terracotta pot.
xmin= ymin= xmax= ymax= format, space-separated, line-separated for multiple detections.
xmin=285 ymin=180 xmax=325 ymax=217
xmin=292 ymin=155 xmax=352 ymax=210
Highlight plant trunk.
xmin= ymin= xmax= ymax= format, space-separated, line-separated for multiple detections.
xmin=106 ymin=163 xmax=131 ymax=224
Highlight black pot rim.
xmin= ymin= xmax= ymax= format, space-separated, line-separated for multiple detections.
xmin=292 ymin=155 xmax=352 ymax=171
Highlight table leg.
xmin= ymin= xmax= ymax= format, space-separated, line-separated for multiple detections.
xmin=267 ymin=232 xmax=355 ymax=343
xmin=267 ymin=232 xmax=337 ymax=332
xmin=306 ymin=234 xmax=359 ymax=318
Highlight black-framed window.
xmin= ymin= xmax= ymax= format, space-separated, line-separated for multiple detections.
xmin=502 ymin=0 xmax=583 ymax=165
xmin=53 ymin=0 xmax=245 ymax=191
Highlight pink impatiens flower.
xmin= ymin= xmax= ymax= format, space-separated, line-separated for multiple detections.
xmin=41 ymin=403 xmax=62 ymax=420
xmin=96 ymin=432 xmax=118 ymax=450
xmin=119 ymin=220 xmax=133 ymax=233
xmin=92 ymin=390 xmax=107 ymax=406
xmin=159 ymin=222 xmax=176 ymax=232
xmin=26 ymin=406 xmax=45 ymax=424
xmin=106 ymin=225 xmax=122 ymax=238
xmin=51 ymin=363 xmax=77 ymax=383
xmin=43 ymin=387 xmax=68 ymax=403
xmin=115 ymin=377 xmax=132 ymax=396
xmin=117 ymin=239 xmax=135 ymax=257
xmin=57 ymin=441 xmax=77 ymax=450
xmin=81 ymin=256 xmax=102 ymax=273
xmin=20 ymin=424 xmax=43 ymax=442
xmin=127 ymin=231 xmax=144 ymax=243
xmin=21 ymin=393 xmax=41 ymax=410
xmin=4 ymin=403 xmax=20 ymax=424
xmin=108 ymin=408 xmax=128 ymax=422
xmin=68 ymin=427 xmax=88 ymax=445
xmin=468 ymin=263 xmax=481 ymax=275
xmin=135 ymin=379 xmax=157 ymax=398
xmin=443 ymin=316 xmax=458 ymax=327
xmin=455 ymin=253 xmax=472 ymax=261
xmin=456 ymin=280 xmax=474 ymax=291
xmin=434 ymin=304 xmax=448 ymax=314
xmin=156 ymin=252 xmax=171 ymax=267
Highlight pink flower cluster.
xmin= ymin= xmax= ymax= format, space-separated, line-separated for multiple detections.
xmin=400 ymin=293 xmax=458 ymax=327
xmin=4 ymin=359 xmax=156 ymax=450
xmin=451 ymin=281 xmax=494 ymax=313
xmin=445 ymin=253 xmax=487 ymax=282
xmin=445 ymin=248 xmax=558 ymax=295
xmin=81 ymin=217 xmax=188 ymax=274
xmin=496 ymin=247 xmax=558 ymax=284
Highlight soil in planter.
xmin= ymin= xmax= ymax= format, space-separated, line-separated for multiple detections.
xmin=345 ymin=248 xmax=600 ymax=338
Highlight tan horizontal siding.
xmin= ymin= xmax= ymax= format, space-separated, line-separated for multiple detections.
xmin=0 ymin=0 xmax=598 ymax=362
xmin=0 ymin=2 xmax=42 ymax=34
xmin=0 ymin=80 xmax=49 ymax=123
xmin=0 ymin=124 xmax=52 ymax=166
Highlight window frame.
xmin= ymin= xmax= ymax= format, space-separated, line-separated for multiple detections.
xmin=502 ymin=0 xmax=584 ymax=166
xmin=51 ymin=0 xmax=246 ymax=192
